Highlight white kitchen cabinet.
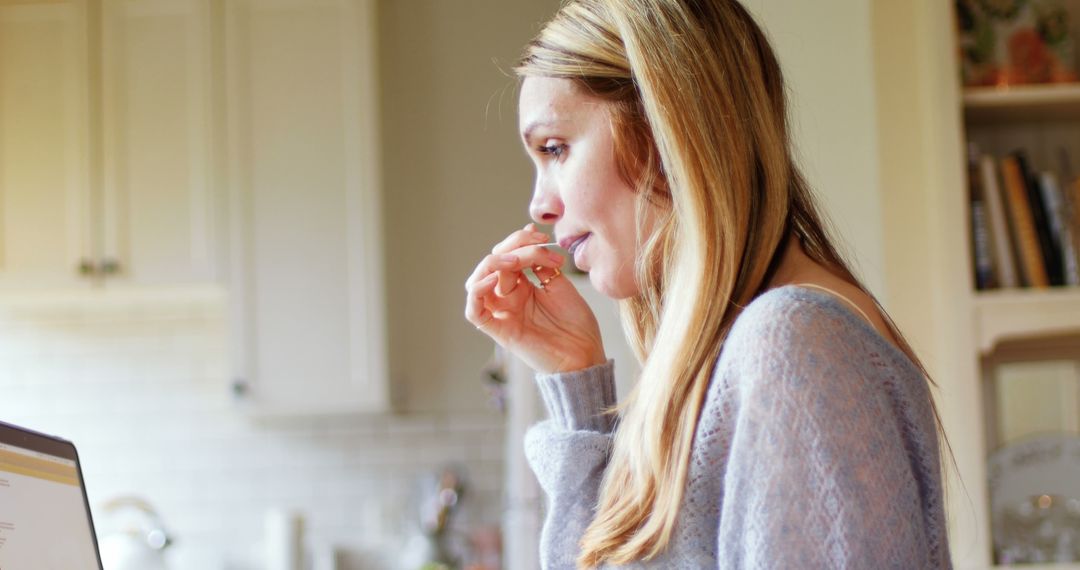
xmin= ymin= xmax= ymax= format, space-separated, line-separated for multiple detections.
xmin=0 ymin=0 xmax=223 ymax=291
xmin=224 ymin=0 xmax=388 ymax=414
xmin=0 ymin=1 xmax=93 ymax=290
xmin=99 ymin=0 xmax=224 ymax=287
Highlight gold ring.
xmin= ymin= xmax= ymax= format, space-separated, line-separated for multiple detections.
xmin=539 ymin=266 xmax=562 ymax=288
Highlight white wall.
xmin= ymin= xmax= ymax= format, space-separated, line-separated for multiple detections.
xmin=745 ymin=0 xmax=888 ymax=300
xmin=379 ymin=0 xmax=562 ymax=413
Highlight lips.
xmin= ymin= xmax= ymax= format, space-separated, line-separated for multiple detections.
xmin=559 ymin=233 xmax=591 ymax=256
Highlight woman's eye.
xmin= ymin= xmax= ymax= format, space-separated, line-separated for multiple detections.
xmin=538 ymin=143 xmax=566 ymax=159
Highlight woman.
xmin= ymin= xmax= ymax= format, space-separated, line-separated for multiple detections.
xmin=463 ymin=0 xmax=951 ymax=567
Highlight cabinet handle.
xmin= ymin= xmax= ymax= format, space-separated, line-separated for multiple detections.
xmin=77 ymin=259 xmax=96 ymax=276
xmin=99 ymin=258 xmax=121 ymax=275
xmin=231 ymin=379 xmax=250 ymax=399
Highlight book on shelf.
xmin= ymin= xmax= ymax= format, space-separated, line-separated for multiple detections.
xmin=978 ymin=153 xmax=1019 ymax=288
xmin=1040 ymin=172 xmax=1080 ymax=286
xmin=969 ymin=148 xmax=997 ymax=289
xmin=1065 ymin=177 xmax=1080 ymax=285
xmin=969 ymin=148 xmax=1080 ymax=290
xmin=1013 ymin=152 xmax=1064 ymax=286
xmin=971 ymin=188 xmax=996 ymax=289
xmin=1000 ymin=154 xmax=1050 ymax=288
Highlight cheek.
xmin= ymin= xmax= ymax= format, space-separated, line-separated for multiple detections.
xmin=555 ymin=156 xmax=605 ymax=213
xmin=554 ymin=140 xmax=634 ymax=238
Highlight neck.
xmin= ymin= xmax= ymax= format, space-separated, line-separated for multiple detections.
xmin=766 ymin=235 xmax=810 ymax=289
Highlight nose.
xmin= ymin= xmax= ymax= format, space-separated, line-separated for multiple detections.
xmin=528 ymin=175 xmax=563 ymax=225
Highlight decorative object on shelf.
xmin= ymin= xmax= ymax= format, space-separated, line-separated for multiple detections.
xmin=995 ymin=494 xmax=1080 ymax=563
xmin=480 ymin=345 xmax=507 ymax=413
xmin=264 ymin=508 xmax=305 ymax=570
xmin=401 ymin=465 xmax=469 ymax=570
xmin=97 ymin=496 xmax=173 ymax=570
xmin=957 ymin=0 xmax=1079 ymax=86
xmin=989 ymin=435 xmax=1080 ymax=563
xmin=462 ymin=525 xmax=502 ymax=570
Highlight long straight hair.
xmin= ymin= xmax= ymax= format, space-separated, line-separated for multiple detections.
xmin=517 ymin=0 xmax=948 ymax=566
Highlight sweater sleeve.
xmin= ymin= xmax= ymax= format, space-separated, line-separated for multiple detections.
xmin=715 ymin=312 xmax=937 ymax=568
xmin=524 ymin=359 xmax=618 ymax=570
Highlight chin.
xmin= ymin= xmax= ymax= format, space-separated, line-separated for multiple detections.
xmin=588 ymin=269 xmax=637 ymax=300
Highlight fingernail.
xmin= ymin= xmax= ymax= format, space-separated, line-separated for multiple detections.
xmin=498 ymin=254 xmax=518 ymax=263
xmin=531 ymin=231 xmax=547 ymax=240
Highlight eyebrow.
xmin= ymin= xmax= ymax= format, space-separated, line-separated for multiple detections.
xmin=521 ymin=119 xmax=562 ymax=145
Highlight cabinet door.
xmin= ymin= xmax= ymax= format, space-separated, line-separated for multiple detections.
xmin=225 ymin=0 xmax=387 ymax=414
xmin=0 ymin=1 xmax=94 ymax=290
xmin=99 ymin=0 xmax=221 ymax=286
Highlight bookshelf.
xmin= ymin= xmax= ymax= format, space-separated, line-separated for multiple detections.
xmin=874 ymin=1 xmax=1080 ymax=567
xmin=959 ymin=1 xmax=1080 ymax=567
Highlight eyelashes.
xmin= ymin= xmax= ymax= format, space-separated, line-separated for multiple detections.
xmin=537 ymin=143 xmax=566 ymax=159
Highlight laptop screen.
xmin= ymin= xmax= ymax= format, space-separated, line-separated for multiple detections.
xmin=0 ymin=423 xmax=101 ymax=570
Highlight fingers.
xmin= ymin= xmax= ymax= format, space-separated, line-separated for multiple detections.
xmin=464 ymin=246 xmax=562 ymax=301
xmin=466 ymin=242 xmax=562 ymax=287
xmin=532 ymin=263 xmax=564 ymax=290
xmin=496 ymin=245 xmax=564 ymax=297
xmin=494 ymin=223 xmax=560 ymax=296
xmin=494 ymin=225 xmax=548 ymax=295
xmin=465 ymin=272 xmax=499 ymax=328
xmin=465 ymin=223 xmax=566 ymax=331
xmin=496 ymin=269 xmax=514 ymax=297
xmin=492 ymin=222 xmax=550 ymax=255
xmin=466 ymin=252 xmax=522 ymax=290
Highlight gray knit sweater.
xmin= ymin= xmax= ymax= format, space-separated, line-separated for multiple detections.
xmin=524 ymin=285 xmax=951 ymax=568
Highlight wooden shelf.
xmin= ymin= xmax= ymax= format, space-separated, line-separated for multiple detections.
xmin=963 ymin=83 xmax=1080 ymax=123
xmin=974 ymin=287 xmax=1080 ymax=355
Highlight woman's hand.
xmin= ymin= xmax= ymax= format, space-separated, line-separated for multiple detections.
xmin=465 ymin=222 xmax=606 ymax=374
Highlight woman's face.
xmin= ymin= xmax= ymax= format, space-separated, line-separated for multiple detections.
xmin=519 ymin=77 xmax=651 ymax=300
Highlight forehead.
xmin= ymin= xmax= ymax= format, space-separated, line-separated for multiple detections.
xmin=518 ymin=77 xmax=605 ymax=134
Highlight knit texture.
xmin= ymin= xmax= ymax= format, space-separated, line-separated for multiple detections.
xmin=524 ymin=285 xmax=952 ymax=569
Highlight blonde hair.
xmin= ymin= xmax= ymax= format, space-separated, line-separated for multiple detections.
xmin=516 ymin=0 xmax=949 ymax=567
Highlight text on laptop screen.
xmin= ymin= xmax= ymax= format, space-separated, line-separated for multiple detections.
xmin=0 ymin=441 xmax=99 ymax=569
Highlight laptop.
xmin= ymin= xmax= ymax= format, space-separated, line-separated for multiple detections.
xmin=0 ymin=420 xmax=104 ymax=569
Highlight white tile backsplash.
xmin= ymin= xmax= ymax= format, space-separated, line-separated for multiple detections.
xmin=0 ymin=292 xmax=506 ymax=569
